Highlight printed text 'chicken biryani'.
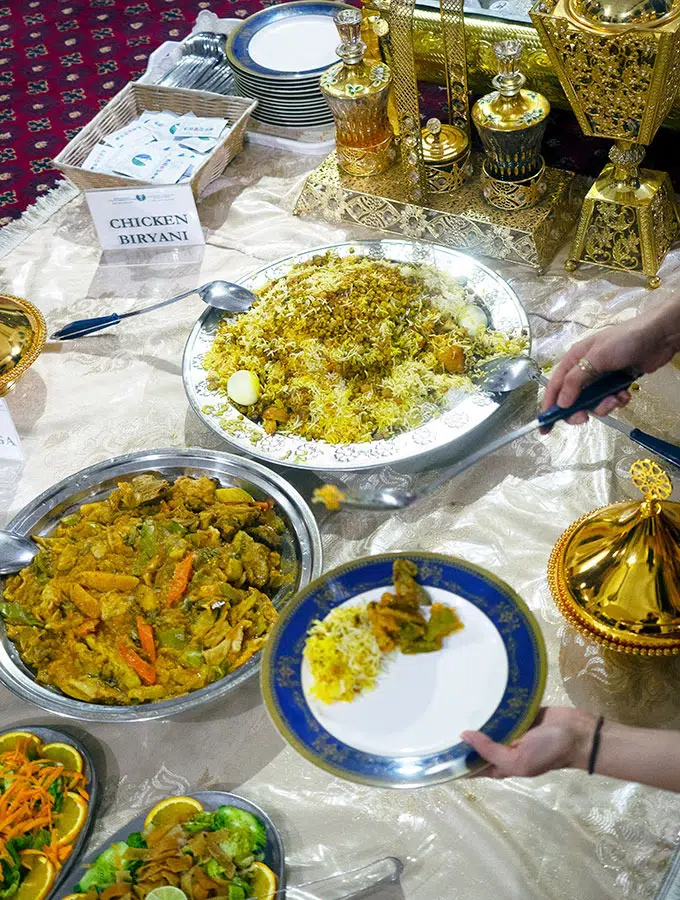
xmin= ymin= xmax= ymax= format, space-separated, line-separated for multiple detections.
xmin=203 ymin=253 xmax=526 ymax=444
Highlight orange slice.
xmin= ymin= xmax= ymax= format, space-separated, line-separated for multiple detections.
xmin=15 ymin=853 xmax=55 ymax=900
xmin=54 ymin=791 xmax=88 ymax=845
xmin=0 ymin=731 xmax=42 ymax=756
xmin=249 ymin=861 xmax=278 ymax=899
xmin=143 ymin=795 xmax=204 ymax=830
xmin=40 ymin=742 xmax=84 ymax=774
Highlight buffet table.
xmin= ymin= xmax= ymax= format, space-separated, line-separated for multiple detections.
xmin=2 ymin=141 xmax=680 ymax=899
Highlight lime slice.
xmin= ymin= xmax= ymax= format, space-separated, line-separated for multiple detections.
xmin=146 ymin=888 xmax=188 ymax=900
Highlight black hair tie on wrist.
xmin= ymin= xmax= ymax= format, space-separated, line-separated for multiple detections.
xmin=588 ymin=716 xmax=605 ymax=775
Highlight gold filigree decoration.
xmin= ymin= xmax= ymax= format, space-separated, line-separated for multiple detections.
xmin=631 ymin=458 xmax=673 ymax=500
xmin=295 ymin=151 xmax=586 ymax=271
xmin=581 ymin=201 xmax=642 ymax=270
xmin=480 ymin=160 xmax=547 ymax=210
xmin=537 ymin=18 xmax=658 ymax=140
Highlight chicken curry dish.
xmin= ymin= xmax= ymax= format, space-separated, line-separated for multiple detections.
xmin=0 ymin=475 xmax=291 ymax=705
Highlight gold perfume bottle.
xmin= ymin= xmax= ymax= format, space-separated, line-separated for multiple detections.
xmin=471 ymin=40 xmax=550 ymax=210
xmin=320 ymin=8 xmax=396 ymax=177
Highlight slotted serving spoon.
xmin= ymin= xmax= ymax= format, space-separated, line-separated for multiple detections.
xmin=334 ymin=368 xmax=642 ymax=510
xmin=476 ymin=355 xmax=680 ymax=469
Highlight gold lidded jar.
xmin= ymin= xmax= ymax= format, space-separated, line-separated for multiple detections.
xmin=320 ymin=8 xmax=395 ymax=177
xmin=548 ymin=459 xmax=680 ymax=655
xmin=420 ymin=118 xmax=471 ymax=194
xmin=472 ymin=40 xmax=550 ymax=209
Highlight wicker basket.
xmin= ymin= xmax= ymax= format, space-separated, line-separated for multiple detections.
xmin=53 ymin=82 xmax=257 ymax=199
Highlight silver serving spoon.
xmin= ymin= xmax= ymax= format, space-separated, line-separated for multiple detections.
xmin=0 ymin=531 xmax=37 ymax=574
xmin=50 ymin=280 xmax=256 ymax=341
xmin=475 ymin=355 xmax=680 ymax=470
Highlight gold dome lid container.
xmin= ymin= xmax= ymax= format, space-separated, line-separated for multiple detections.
xmin=0 ymin=295 xmax=46 ymax=397
xmin=420 ymin=117 xmax=469 ymax=168
xmin=549 ymin=460 xmax=680 ymax=655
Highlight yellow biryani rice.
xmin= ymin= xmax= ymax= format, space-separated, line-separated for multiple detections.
xmin=203 ymin=253 xmax=526 ymax=444
xmin=304 ymin=605 xmax=383 ymax=704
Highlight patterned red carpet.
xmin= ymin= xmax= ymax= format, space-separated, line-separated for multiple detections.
xmin=0 ymin=0 xmax=266 ymax=229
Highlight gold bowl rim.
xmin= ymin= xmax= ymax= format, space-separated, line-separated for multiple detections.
xmin=563 ymin=0 xmax=680 ymax=33
xmin=548 ymin=506 xmax=680 ymax=656
xmin=0 ymin=293 xmax=46 ymax=397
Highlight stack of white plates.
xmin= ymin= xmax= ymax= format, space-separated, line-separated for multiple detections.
xmin=226 ymin=1 xmax=351 ymax=128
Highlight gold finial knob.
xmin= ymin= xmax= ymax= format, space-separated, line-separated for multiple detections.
xmin=631 ymin=459 xmax=673 ymax=501
xmin=426 ymin=118 xmax=442 ymax=140
xmin=372 ymin=16 xmax=389 ymax=36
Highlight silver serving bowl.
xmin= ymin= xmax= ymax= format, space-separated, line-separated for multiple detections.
xmin=1 ymin=448 xmax=322 ymax=722
xmin=183 ymin=239 xmax=531 ymax=472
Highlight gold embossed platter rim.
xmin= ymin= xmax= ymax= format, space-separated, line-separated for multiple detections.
xmin=0 ymin=294 xmax=46 ymax=397
xmin=182 ymin=239 xmax=531 ymax=472
xmin=548 ymin=508 xmax=680 ymax=656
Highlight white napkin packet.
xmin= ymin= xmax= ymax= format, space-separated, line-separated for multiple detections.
xmin=80 ymin=109 xmax=232 ymax=185
xmin=171 ymin=116 xmax=229 ymax=139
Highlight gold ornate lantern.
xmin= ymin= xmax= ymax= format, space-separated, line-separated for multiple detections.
xmin=0 ymin=295 xmax=46 ymax=397
xmin=549 ymin=460 xmax=680 ymax=655
xmin=531 ymin=0 xmax=680 ymax=287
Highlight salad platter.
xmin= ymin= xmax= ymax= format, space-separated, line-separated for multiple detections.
xmin=56 ymin=791 xmax=284 ymax=900
xmin=183 ymin=239 xmax=530 ymax=472
xmin=0 ymin=449 xmax=322 ymax=723
xmin=261 ymin=552 xmax=547 ymax=788
xmin=0 ymin=726 xmax=100 ymax=900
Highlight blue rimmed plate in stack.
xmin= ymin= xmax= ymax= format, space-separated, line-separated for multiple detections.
xmin=227 ymin=0 xmax=351 ymax=128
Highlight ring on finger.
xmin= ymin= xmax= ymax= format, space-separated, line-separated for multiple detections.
xmin=577 ymin=357 xmax=599 ymax=380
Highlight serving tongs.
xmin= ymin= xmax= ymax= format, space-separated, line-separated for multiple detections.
xmin=279 ymin=857 xmax=404 ymax=899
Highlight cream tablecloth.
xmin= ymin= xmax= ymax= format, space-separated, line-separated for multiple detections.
xmin=1 ymin=143 xmax=680 ymax=899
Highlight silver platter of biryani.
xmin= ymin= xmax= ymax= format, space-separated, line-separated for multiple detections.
xmin=182 ymin=240 xmax=530 ymax=472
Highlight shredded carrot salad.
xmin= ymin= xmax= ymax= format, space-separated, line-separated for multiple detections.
xmin=0 ymin=738 xmax=89 ymax=876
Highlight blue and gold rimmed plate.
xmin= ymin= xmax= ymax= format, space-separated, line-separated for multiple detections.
xmin=227 ymin=1 xmax=351 ymax=80
xmin=261 ymin=552 xmax=547 ymax=788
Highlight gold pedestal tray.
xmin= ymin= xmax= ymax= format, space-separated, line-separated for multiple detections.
xmin=295 ymin=152 xmax=586 ymax=271
xmin=0 ymin=295 xmax=46 ymax=397
xmin=565 ymin=161 xmax=680 ymax=290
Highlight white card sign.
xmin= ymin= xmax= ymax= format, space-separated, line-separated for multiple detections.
xmin=0 ymin=399 xmax=23 ymax=462
xmin=85 ymin=184 xmax=205 ymax=252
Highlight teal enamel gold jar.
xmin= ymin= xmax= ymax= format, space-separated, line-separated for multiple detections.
xmin=472 ymin=40 xmax=550 ymax=210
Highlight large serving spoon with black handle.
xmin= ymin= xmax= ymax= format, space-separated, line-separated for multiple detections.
xmin=476 ymin=355 xmax=680 ymax=470
xmin=338 ymin=367 xmax=643 ymax=510
xmin=50 ymin=280 xmax=256 ymax=341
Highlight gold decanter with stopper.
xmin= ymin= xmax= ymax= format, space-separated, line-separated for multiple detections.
xmin=320 ymin=8 xmax=396 ymax=177
xmin=472 ymin=40 xmax=550 ymax=211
